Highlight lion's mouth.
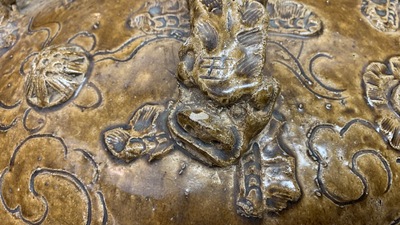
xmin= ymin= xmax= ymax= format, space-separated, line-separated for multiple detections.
xmin=197 ymin=55 xmax=234 ymax=81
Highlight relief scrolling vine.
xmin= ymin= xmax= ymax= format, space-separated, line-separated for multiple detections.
xmin=0 ymin=134 xmax=108 ymax=224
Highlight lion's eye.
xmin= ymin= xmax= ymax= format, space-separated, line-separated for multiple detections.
xmin=196 ymin=21 xmax=219 ymax=51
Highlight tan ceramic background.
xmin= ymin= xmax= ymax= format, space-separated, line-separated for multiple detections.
xmin=1 ymin=0 xmax=400 ymax=224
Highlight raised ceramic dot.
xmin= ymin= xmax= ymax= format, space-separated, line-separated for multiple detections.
xmin=325 ymin=103 xmax=332 ymax=110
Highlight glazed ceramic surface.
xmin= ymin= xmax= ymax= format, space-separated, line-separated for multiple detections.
xmin=1 ymin=0 xmax=400 ymax=224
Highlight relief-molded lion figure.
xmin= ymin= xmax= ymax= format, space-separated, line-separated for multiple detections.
xmin=168 ymin=0 xmax=280 ymax=167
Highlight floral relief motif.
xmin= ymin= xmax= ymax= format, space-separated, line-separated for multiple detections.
xmin=25 ymin=44 xmax=90 ymax=109
xmin=127 ymin=0 xmax=190 ymax=40
xmin=0 ymin=16 xmax=106 ymax=133
xmin=267 ymin=0 xmax=323 ymax=37
xmin=0 ymin=1 xmax=188 ymax=134
xmin=1 ymin=16 xmax=147 ymax=133
xmin=362 ymin=56 xmax=400 ymax=149
xmin=361 ymin=0 xmax=399 ymax=32
xmin=19 ymin=27 xmax=103 ymax=111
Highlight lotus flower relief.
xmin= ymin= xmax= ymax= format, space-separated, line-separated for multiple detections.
xmin=25 ymin=44 xmax=90 ymax=109
xmin=361 ymin=0 xmax=399 ymax=32
xmin=267 ymin=0 xmax=323 ymax=36
xmin=362 ymin=56 xmax=400 ymax=149
xmin=0 ymin=20 xmax=121 ymax=133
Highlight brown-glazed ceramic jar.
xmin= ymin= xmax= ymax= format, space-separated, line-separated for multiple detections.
xmin=1 ymin=0 xmax=400 ymax=224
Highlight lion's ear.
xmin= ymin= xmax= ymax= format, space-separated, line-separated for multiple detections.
xmin=199 ymin=0 xmax=223 ymax=15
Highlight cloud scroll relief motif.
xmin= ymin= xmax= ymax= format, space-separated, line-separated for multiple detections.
xmin=0 ymin=134 xmax=108 ymax=224
xmin=308 ymin=119 xmax=393 ymax=205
